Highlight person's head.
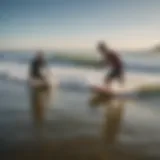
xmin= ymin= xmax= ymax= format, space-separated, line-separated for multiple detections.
xmin=35 ymin=50 xmax=44 ymax=62
xmin=97 ymin=41 xmax=109 ymax=55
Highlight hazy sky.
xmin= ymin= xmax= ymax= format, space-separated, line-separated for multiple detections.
xmin=0 ymin=0 xmax=160 ymax=50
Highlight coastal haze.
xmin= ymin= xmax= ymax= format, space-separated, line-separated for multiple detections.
xmin=0 ymin=0 xmax=160 ymax=160
xmin=0 ymin=0 xmax=160 ymax=51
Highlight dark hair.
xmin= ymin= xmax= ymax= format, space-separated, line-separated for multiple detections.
xmin=97 ymin=41 xmax=107 ymax=50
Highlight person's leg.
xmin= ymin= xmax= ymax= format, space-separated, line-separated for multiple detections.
xmin=118 ymin=71 xmax=125 ymax=87
xmin=104 ymin=70 xmax=115 ymax=90
xmin=39 ymin=78 xmax=51 ymax=108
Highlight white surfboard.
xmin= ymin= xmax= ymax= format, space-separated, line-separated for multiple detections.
xmin=90 ymin=83 xmax=160 ymax=100
xmin=88 ymin=72 xmax=160 ymax=100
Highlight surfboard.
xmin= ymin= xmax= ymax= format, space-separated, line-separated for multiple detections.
xmin=89 ymin=87 xmax=113 ymax=107
xmin=90 ymin=85 xmax=137 ymax=100
xmin=90 ymin=85 xmax=114 ymax=96
xmin=89 ymin=83 xmax=160 ymax=107
xmin=90 ymin=83 xmax=160 ymax=101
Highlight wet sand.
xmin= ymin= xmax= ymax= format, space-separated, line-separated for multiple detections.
xmin=0 ymin=86 xmax=159 ymax=160
xmin=0 ymin=136 xmax=155 ymax=160
xmin=0 ymin=103 xmax=157 ymax=160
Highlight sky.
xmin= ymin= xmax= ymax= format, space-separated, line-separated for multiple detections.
xmin=0 ymin=0 xmax=160 ymax=51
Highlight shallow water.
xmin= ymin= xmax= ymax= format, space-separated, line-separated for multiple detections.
xmin=0 ymin=78 xmax=160 ymax=157
xmin=0 ymin=51 xmax=160 ymax=158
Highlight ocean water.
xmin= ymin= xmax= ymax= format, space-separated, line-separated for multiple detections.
xmin=0 ymin=51 xmax=160 ymax=157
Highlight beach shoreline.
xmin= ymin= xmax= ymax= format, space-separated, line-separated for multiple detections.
xmin=0 ymin=135 xmax=157 ymax=160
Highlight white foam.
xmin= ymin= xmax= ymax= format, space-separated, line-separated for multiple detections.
xmin=0 ymin=62 xmax=160 ymax=92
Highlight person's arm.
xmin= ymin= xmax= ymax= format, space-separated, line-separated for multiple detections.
xmin=28 ymin=60 xmax=32 ymax=77
xmin=42 ymin=61 xmax=52 ymax=77
xmin=28 ymin=62 xmax=33 ymax=81
xmin=98 ymin=58 xmax=109 ymax=68
xmin=112 ymin=53 xmax=125 ymax=84
xmin=110 ymin=50 xmax=123 ymax=68
xmin=114 ymin=53 xmax=124 ymax=70
xmin=27 ymin=61 xmax=36 ymax=86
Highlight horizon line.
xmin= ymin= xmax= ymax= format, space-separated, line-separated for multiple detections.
xmin=0 ymin=46 xmax=152 ymax=53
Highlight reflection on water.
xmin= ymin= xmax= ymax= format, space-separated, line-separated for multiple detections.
xmin=89 ymin=94 xmax=128 ymax=159
xmin=102 ymin=100 xmax=125 ymax=146
xmin=1 ymin=84 xmax=154 ymax=160
xmin=31 ymin=85 xmax=126 ymax=148
xmin=30 ymin=85 xmax=52 ymax=130
xmin=89 ymin=92 xmax=125 ymax=145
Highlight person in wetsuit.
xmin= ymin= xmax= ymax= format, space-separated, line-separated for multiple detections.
xmin=29 ymin=51 xmax=47 ymax=81
xmin=29 ymin=51 xmax=50 ymax=126
xmin=97 ymin=42 xmax=125 ymax=89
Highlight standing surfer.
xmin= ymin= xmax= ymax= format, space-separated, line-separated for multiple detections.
xmin=29 ymin=51 xmax=48 ymax=83
xmin=97 ymin=42 xmax=125 ymax=90
xmin=28 ymin=51 xmax=51 ymax=126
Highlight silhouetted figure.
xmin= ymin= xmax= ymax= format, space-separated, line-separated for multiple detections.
xmin=97 ymin=42 xmax=125 ymax=90
xmin=28 ymin=51 xmax=50 ymax=127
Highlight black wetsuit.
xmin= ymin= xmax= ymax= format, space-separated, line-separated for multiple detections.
xmin=29 ymin=58 xmax=46 ymax=80
xmin=105 ymin=51 xmax=123 ymax=81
